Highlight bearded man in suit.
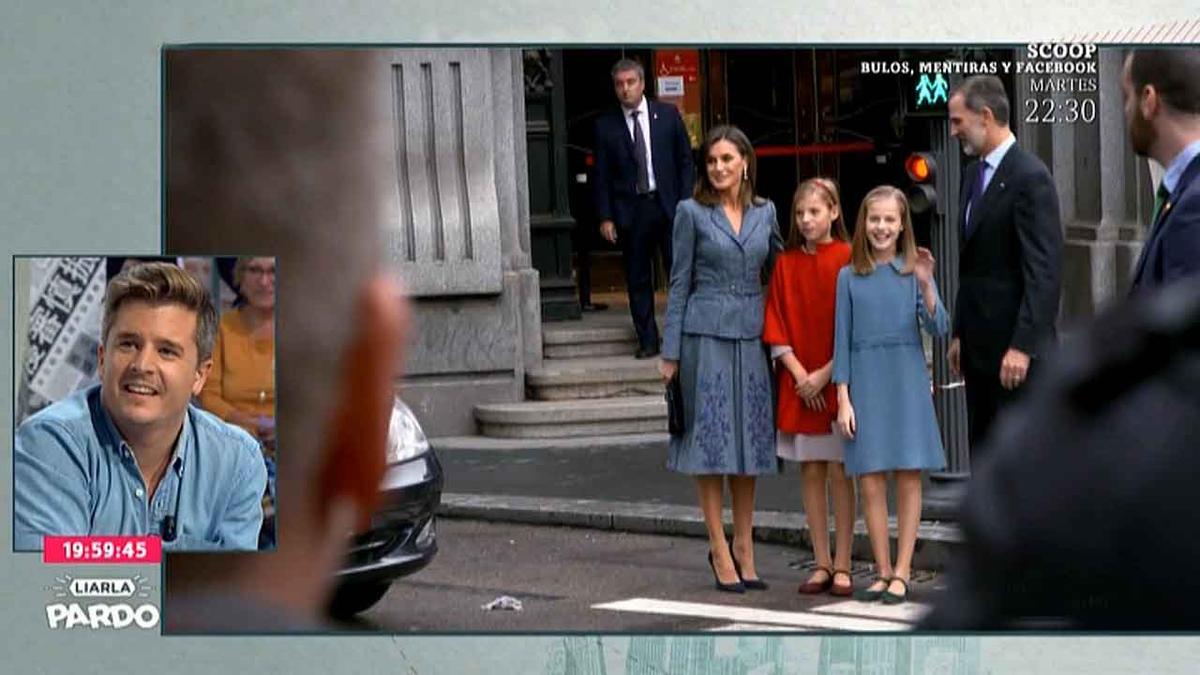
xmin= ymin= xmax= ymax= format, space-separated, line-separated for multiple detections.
xmin=945 ymin=75 xmax=1063 ymax=457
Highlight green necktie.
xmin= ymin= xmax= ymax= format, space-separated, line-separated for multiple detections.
xmin=1151 ymin=182 xmax=1171 ymax=225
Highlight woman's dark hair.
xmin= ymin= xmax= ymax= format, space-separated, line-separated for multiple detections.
xmin=693 ymin=124 xmax=761 ymax=210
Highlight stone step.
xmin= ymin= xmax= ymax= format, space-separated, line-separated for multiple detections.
xmin=430 ymin=432 xmax=668 ymax=453
xmin=542 ymin=324 xmax=637 ymax=345
xmin=542 ymin=324 xmax=638 ymax=359
xmin=474 ymin=395 xmax=666 ymax=439
xmin=544 ymin=340 xmax=636 ymax=359
xmin=526 ymin=355 xmax=663 ymax=400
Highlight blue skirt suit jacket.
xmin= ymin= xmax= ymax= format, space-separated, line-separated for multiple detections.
xmin=662 ymin=197 xmax=783 ymax=475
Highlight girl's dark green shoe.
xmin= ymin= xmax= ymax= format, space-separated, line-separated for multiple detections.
xmin=881 ymin=577 xmax=910 ymax=605
xmin=853 ymin=576 xmax=891 ymax=602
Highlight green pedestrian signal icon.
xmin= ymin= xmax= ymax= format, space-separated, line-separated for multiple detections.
xmin=915 ymin=74 xmax=949 ymax=107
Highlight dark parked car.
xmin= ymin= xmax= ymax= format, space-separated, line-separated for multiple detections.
xmin=329 ymin=397 xmax=442 ymax=617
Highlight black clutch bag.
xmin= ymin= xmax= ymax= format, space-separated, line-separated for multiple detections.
xmin=666 ymin=374 xmax=685 ymax=436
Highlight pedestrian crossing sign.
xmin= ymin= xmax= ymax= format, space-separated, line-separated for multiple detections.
xmin=915 ymin=74 xmax=949 ymax=107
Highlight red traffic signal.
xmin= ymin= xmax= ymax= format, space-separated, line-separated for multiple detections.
xmin=904 ymin=152 xmax=939 ymax=215
xmin=905 ymin=152 xmax=937 ymax=183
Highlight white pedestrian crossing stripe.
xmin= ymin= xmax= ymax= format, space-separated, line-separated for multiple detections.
xmin=592 ymin=597 xmax=917 ymax=632
xmin=809 ymin=598 xmax=930 ymax=624
xmin=707 ymin=622 xmax=811 ymax=632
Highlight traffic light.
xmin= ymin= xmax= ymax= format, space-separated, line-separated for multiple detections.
xmin=903 ymin=151 xmax=941 ymax=249
xmin=904 ymin=151 xmax=938 ymax=215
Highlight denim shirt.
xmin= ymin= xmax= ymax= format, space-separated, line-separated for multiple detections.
xmin=14 ymin=384 xmax=266 ymax=551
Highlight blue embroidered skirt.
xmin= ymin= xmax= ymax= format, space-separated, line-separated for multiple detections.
xmin=667 ymin=334 xmax=778 ymax=475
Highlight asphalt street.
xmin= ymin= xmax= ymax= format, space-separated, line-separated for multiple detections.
xmin=436 ymin=443 xmax=902 ymax=514
xmin=338 ymin=519 xmax=943 ymax=633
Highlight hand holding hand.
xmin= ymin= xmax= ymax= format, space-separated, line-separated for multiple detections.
xmin=803 ymin=394 xmax=826 ymax=412
xmin=788 ymin=364 xmax=809 ymax=394
xmin=797 ymin=369 xmax=827 ymax=400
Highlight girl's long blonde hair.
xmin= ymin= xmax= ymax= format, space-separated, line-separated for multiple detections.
xmin=849 ymin=185 xmax=917 ymax=275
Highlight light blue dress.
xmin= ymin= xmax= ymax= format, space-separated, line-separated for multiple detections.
xmin=662 ymin=198 xmax=783 ymax=475
xmin=831 ymin=257 xmax=949 ymax=476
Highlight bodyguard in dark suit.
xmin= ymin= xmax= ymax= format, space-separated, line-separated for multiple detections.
xmin=1124 ymin=48 xmax=1200 ymax=292
xmin=945 ymin=76 xmax=1063 ymax=456
xmin=593 ymin=58 xmax=694 ymax=358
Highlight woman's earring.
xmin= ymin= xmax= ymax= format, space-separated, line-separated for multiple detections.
xmin=742 ymin=166 xmax=749 ymax=182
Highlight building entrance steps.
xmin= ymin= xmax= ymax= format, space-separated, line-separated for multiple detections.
xmin=475 ymin=395 xmax=667 ymax=439
xmin=543 ymin=323 xmax=638 ymax=359
xmin=465 ymin=303 xmax=670 ymax=441
xmin=527 ymin=355 xmax=664 ymax=400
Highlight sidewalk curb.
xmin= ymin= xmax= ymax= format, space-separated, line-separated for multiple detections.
xmin=438 ymin=493 xmax=963 ymax=572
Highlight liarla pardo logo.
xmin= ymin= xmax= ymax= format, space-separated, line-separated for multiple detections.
xmin=45 ymin=574 xmax=159 ymax=629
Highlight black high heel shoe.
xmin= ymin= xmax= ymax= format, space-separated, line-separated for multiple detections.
xmin=708 ymin=552 xmax=745 ymax=593
xmin=729 ymin=542 xmax=769 ymax=591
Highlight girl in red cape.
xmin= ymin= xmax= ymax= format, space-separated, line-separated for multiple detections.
xmin=763 ymin=177 xmax=856 ymax=597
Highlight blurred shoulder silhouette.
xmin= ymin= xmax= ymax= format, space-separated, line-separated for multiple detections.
xmin=163 ymin=49 xmax=407 ymax=632
xmin=925 ymin=276 xmax=1200 ymax=629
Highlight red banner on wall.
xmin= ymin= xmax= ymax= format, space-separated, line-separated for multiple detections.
xmin=654 ymin=49 xmax=702 ymax=149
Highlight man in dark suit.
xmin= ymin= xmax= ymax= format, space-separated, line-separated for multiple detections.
xmin=945 ymin=75 xmax=1063 ymax=457
xmin=593 ymin=58 xmax=694 ymax=358
xmin=1125 ymin=48 xmax=1200 ymax=292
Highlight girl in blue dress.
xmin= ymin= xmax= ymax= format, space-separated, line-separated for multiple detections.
xmin=831 ymin=185 xmax=949 ymax=605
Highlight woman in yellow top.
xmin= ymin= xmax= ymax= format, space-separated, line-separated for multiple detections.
xmin=201 ymin=257 xmax=276 ymax=450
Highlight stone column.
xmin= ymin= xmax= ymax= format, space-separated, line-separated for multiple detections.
xmin=388 ymin=48 xmax=541 ymax=437
xmin=493 ymin=50 xmax=544 ymax=378
xmin=1016 ymin=48 xmax=1147 ymax=325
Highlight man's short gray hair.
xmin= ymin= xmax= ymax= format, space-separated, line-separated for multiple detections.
xmin=611 ymin=58 xmax=644 ymax=81
xmin=953 ymin=75 xmax=1011 ymax=126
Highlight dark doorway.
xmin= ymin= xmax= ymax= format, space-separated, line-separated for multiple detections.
xmin=720 ymin=49 xmax=914 ymax=244
xmin=557 ymin=47 xmax=1017 ymax=275
xmin=562 ymin=49 xmax=655 ymax=300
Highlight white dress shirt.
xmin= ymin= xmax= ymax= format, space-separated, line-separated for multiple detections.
xmin=966 ymin=132 xmax=1016 ymax=225
xmin=623 ymin=97 xmax=657 ymax=192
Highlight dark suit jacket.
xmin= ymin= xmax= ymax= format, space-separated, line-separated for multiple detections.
xmin=1131 ymin=152 xmax=1200 ymax=292
xmin=592 ymin=99 xmax=694 ymax=229
xmin=954 ymin=142 xmax=1063 ymax=374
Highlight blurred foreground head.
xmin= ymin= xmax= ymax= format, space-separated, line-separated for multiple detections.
xmin=1122 ymin=48 xmax=1200 ymax=165
xmin=924 ymin=276 xmax=1200 ymax=629
xmin=164 ymin=49 xmax=407 ymax=631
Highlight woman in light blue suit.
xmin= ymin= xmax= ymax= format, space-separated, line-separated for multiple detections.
xmin=660 ymin=125 xmax=783 ymax=593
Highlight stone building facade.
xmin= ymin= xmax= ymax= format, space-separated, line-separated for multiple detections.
xmin=385 ymin=49 xmax=543 ymax=437
xmin=391 ymin=47 xmax=1158 ymax=438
